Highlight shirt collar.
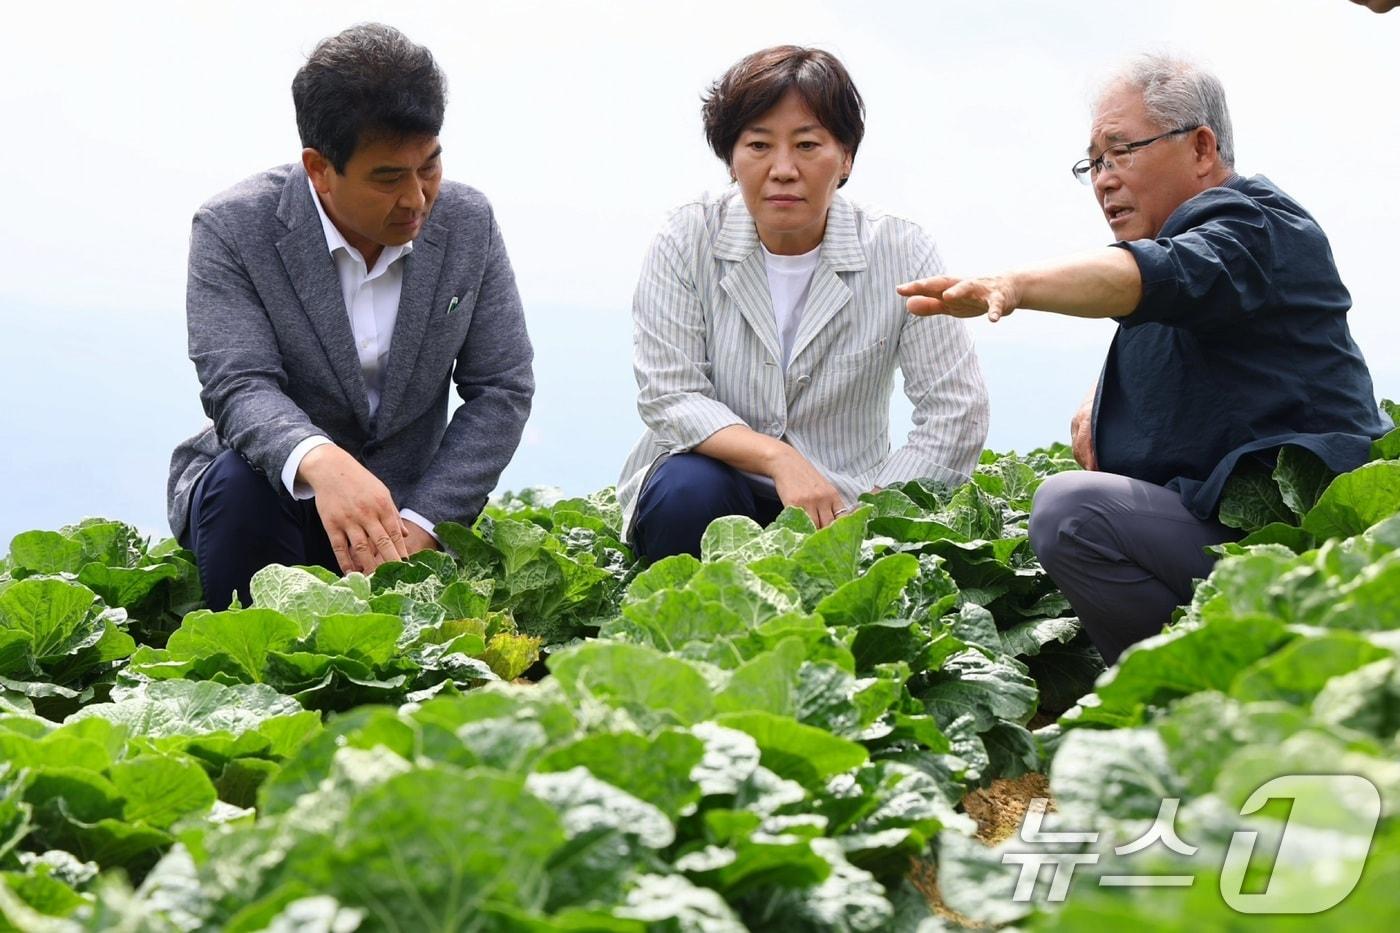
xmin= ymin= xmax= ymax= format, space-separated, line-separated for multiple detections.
xmin=306 ymin=176 xmax=412 ymax=272
xmin=760 ymin=240 xmax=821 ymax=268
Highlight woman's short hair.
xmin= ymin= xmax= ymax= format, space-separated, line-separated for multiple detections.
xmin=702 ymin=46 xmax=865 ymax=187
xmin=292 ymin=23 xmax=447 ymax=174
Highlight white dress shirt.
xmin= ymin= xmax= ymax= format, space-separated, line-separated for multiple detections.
xmin=280 ymin=178 xmax=437 ymax=540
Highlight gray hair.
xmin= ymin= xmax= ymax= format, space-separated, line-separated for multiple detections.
xmin=1099 ymin=54 xmax=1235 ymax=168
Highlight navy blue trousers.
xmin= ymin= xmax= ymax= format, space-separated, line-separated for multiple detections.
xmin=179 ymin=450 xmax=339 ymax=610
xmin=631 ymin=453 xmax=785 ymax=561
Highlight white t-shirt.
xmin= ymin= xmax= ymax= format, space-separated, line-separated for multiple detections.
xmin=761 ymin=242 xmax=821 ymax=371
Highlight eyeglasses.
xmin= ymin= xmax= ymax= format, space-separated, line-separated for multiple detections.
xmin=1071 ymin=126 xmax=1199 ymax=184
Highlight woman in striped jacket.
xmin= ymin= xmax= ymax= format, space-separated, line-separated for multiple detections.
xmin=618 ymin=45 xmax=990 ymax=560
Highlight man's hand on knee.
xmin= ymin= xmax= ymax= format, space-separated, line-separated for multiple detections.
xmin=297 ymin=444 xmax=411 ymax=574
xmin=1070 ymin=386 xmax=1099 ymax=472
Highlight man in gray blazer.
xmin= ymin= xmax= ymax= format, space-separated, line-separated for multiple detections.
xmin=167 ymin=24 xmax=533 ymax=609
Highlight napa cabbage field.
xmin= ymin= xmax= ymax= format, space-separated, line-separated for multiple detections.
xmin=1 ymin=409 xmax=1398 ymax=930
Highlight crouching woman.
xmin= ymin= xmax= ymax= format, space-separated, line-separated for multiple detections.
xmin=618 ymin=45 xmax=990 ymax=559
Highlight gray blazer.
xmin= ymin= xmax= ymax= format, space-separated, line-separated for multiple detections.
xmin=617 ymin=188 xmax=989 ymax=537
xmin=167 ymin=164 xmax=534 ymax=537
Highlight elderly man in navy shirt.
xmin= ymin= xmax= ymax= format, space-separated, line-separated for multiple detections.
xmin=897 ymin=54 xmax=1387 ymax=665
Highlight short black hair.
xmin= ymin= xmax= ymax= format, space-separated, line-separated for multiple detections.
xmin=292 ymin=23 xmax=446 ymax=173
xmin=702 ymin=46 xmax=864 ymax=187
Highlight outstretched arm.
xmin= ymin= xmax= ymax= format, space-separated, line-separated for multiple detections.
xmin=897 ymin=247 xmax=1142 ymax=323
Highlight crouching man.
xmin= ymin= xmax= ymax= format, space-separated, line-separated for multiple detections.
xmin=168 ymin=24 xmax=533 ymax=609
xmin=898 ymin=55 xmax=1387 ymax=664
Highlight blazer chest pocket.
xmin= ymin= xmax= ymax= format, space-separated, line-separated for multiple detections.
xmin=418 ymin=288 xmax=477 ymax=380
xmin=441 ymin=287 xmax=478 ymax=323
xmin=826 ymin=337 xmax=887 ymax=371
xmin=812 ymin=337 xmax=890 ymax=410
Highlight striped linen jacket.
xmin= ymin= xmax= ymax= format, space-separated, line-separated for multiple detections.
xmin=617 ymin=187 xmax=990 ymax=538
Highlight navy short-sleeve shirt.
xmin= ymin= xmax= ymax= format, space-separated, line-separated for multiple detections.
xmin=1094 ymin=174 xmax=1387 ymax=519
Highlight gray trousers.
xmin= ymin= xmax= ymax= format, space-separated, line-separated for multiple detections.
xmin=1027 ymin=471 xmax=1241 ymax=666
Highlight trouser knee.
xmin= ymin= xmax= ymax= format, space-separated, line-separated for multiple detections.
xmin=185 ymin=450 xmax=300 ymax=610
xmin=189 ymin=450 xmax=286 ymax=542
xmin=1028 ymin=471 xmax=1101 ymax=570
xmin=633 ymin=453 xmax=753 ymax=560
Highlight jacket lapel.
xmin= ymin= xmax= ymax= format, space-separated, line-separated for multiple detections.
xmin=715 ymin=194 xmax=782 ymax=363
xmin=787 ymin=196 xmax=867 ymax=366
xmin=274 ymin=169 xmax=372 ymax=432
xmin=374 ymin=220 xmax=445 ymax=434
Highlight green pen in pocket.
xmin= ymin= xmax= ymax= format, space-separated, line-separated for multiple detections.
xmin=446 ymin=296 xmax=461 ymax=314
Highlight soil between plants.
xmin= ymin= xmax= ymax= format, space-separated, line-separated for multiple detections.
xmin=910 ymin=772 xmax=1054 ymax=928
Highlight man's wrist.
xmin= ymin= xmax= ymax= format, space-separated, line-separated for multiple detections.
xmin=400 ymin=509 xmax=440 ymax=544
xmin=1003 ymin=269 xmax=1031 ymax=313
xmin=284 ymin=435 xmax=334 ymax=498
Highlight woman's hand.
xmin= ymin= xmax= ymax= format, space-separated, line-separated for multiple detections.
xmin=692 ymin=426 xmax=850 ymax=527
xmin=770 ymin=446 xmax=848 ymax=528
xmin=897 ymin=274 xmax=1023 ymax=323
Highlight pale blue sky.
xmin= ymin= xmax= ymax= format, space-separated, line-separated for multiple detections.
xmin=1 ymin=0 xmax=1396 ymax=545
